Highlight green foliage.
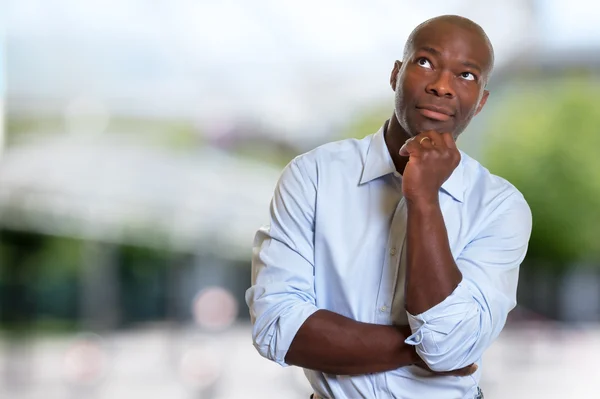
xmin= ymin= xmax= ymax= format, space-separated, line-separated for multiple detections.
xmin=0 ymin=232 xmax=82 ymax=331
xmin=6 ymin=115 xmax=200 ymax=150
xmin=233 ymin=142 xmax=298 ymax=169
xmin=484 ymin=76 xmax=600 ymax=266
xmin=338 ymin=103 xmax=391 ymax=140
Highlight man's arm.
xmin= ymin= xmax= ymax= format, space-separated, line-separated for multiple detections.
xmin=246 ymin=157 xmax=419 ymax=375
xmin=404 ymin=200 xmax=462 ymax=315
xmin=286 ymin=310 xmax=419 ymax=375
xmin=400 ymin=132 xmax=464 ymax=316
xmin=399 ymin=132 xmax=532 ymax=372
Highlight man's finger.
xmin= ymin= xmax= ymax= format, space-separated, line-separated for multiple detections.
xmin=442 ymin=132 xmax=457 ymax=149
xmin=418 ymin=136 xmax=435 ymax=150
xmin=455 ymin=364 xmax=478 ymax=376
xmin=445 ymin=364 xmax=478 ymax=377
xmin=422 ymin=363 xmax=478 ymax=377
xmin=399 ymin=133 xmax=436 ymax=157
xmin=420 ymin=130 xmax=445 ymax=148
xmin=399 ymin=142 xmax=409 ymax=157
xmin=399 ymin=137 xmax=421 ymax=157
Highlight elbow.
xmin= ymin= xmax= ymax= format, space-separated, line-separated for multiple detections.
xmin=247 ymin=297 xmax=281 ymax=364
xmin=251 ymin=322 xmax=278 ymax=362
xmin=416 ymin=328 xmax=481 ymax=372
xmin=247 ymin=294 xmax=319 ymax=366
xmin=409 ymin=304 xmax=490 ymax=372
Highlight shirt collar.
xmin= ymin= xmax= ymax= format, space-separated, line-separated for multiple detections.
xmin=359 ymin=123 xmax=465 ymax=203
xmin=440 ymin=154 xmax=465 ymax=203
xmin=359 ymin=124 xmax=397 ymax=185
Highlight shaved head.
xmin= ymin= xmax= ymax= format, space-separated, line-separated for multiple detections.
xmin=403 ymin=15 xmax=494 ymax=78
xmin=389 ymin=14 xmax=494 ymax=139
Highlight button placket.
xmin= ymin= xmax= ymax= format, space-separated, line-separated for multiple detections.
xmin=390 ymin=198 xmax=409 ymax=325
xmin=373 ymin=177 xmax=404 ymax=324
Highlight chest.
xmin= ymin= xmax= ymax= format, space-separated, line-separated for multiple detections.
xmin=312 ymin=176 xmax=472 ymax=320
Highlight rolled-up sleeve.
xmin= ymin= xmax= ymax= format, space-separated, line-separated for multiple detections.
xmin=404 ymin=194 xmax=532 ymax=372
xmin=245 ymin=157 xmax=319 ymax=366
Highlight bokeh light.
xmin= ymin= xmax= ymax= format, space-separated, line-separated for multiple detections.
xmin=63 ymin=333 xmax=109 ymax=386
xmin=178 ymin=346 xmax=222 ymax=391
xmin=192 ymin=286 xmax=238 ymax=331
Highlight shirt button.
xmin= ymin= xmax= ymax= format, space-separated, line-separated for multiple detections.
xmin=380 ymin=305 xmax=388 ymax=312
xmin=390 ymin=247 xmax=397 ymax=256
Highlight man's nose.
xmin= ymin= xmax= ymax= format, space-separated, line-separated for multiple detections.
xmin=425 ymin=71 xmax=455 ymax=98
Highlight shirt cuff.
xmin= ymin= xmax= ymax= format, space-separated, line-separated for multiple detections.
xmin=404 ymin=282 xmax=471 ymax=345
xmin=265 ymin=303 xmax=319 ymax=367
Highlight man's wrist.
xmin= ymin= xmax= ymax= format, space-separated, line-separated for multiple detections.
xmin=394 ymin=326 xmax=421 ymax=365
xmin=405 ymin=194 xmax=440 ymax=210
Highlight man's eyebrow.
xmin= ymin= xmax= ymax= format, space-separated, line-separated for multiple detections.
xmin=462 ymin=61 xmax=482 ymax=73
xmin=416 ymin=46 xmax=484 ymax=73
xmin=417 ymin=46 xmax=442 ymax=57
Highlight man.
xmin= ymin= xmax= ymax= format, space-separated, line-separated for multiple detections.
xmin=246 ymin=15 xmax=532 ymax=399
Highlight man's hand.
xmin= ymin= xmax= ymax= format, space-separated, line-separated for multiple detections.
xmin=399 ymin=131 xmax=461 ymax=205
xmin=414 ymin=360 xmax=478 ymax=377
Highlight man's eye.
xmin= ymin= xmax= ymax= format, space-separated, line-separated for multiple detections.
xmin=417 ymin=58 xmax=432 ymax=69
xmin=460 ymin=72 xmax=476 ymax=81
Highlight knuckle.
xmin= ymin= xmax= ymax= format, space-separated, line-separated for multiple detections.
xmin=453 ymin=153 xmax=461 ymax=165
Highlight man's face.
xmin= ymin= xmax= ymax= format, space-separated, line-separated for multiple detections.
xmin=391 ymin=22 xmax=492 ymax=138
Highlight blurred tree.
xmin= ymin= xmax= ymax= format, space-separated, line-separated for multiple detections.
xmin=118 ymin=245 xmax=170 ymax=325
xmin=484 ymin=75 xmax=600 ymax=269
xmin=338 ymin=104 xmax=391 ymax=141
xmin=0 ymin=230 xmax=45 ymax=334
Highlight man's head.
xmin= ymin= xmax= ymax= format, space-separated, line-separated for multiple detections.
xmin=390 ymin=15 xmax=494 ymax=138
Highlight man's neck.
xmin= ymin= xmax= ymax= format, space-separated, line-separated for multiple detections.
xmin=384 ymin=114 xmax=411 ymax=175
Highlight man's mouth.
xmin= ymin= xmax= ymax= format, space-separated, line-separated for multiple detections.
xmin=416 ymin=105 xmax=454 ymax=122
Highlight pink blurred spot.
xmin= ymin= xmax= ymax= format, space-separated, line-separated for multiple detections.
xmin=63 ymin=336 xmax=108 ymax=385
xmin=192 ymin=286 xmax=238 ymax=331
xmin=179 ymin=347 xmax=222 ymax=390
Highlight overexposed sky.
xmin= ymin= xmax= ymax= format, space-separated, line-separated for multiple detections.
xmin=537 ymin=0 xmax=600 ymax=49
xmin=4 ymin=0 xmax=599 ymax=139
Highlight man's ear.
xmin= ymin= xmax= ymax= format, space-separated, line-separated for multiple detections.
xmin=390 ymin=60 xmax=402 ymax=91
xmin=475 ymin=89 xmax=489 ymax=116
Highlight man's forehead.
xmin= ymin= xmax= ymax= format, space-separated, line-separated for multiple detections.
xmin=408 ymin=22 xmax=492 ymax=68
xmin=412 ymin=22 xmax=481 ymax=48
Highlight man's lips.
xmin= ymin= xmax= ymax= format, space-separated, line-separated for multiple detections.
xmin=416 ymin=105 xmax=454 ymax=122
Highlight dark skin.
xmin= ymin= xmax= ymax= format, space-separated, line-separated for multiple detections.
xmin=285 ymin=310 xmax=420 ymax=375
xmin=285 ymin=16 xmax=492 ymax=376
xmin=388 ymin=19 xmax=491 ymax=314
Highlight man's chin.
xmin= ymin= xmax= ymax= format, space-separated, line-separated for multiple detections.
xmin=412 ymin=119 xmax=454 ymax=134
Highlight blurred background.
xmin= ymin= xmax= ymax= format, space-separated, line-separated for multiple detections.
xmin=1 ymin=0 xmax=599 ymax=397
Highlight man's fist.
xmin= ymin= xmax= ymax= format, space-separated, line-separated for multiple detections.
xmin=399 ymin=131 xmax=461 ymax=205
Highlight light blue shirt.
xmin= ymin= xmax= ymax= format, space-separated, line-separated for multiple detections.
xmin=246 ymin=125 xmax=532 ymax=399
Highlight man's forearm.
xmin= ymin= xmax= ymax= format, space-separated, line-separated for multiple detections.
xmin=285 ymin=310 xmax=419 ymax=375
xmin=405 ymin=200 xmax=462 ymax=315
